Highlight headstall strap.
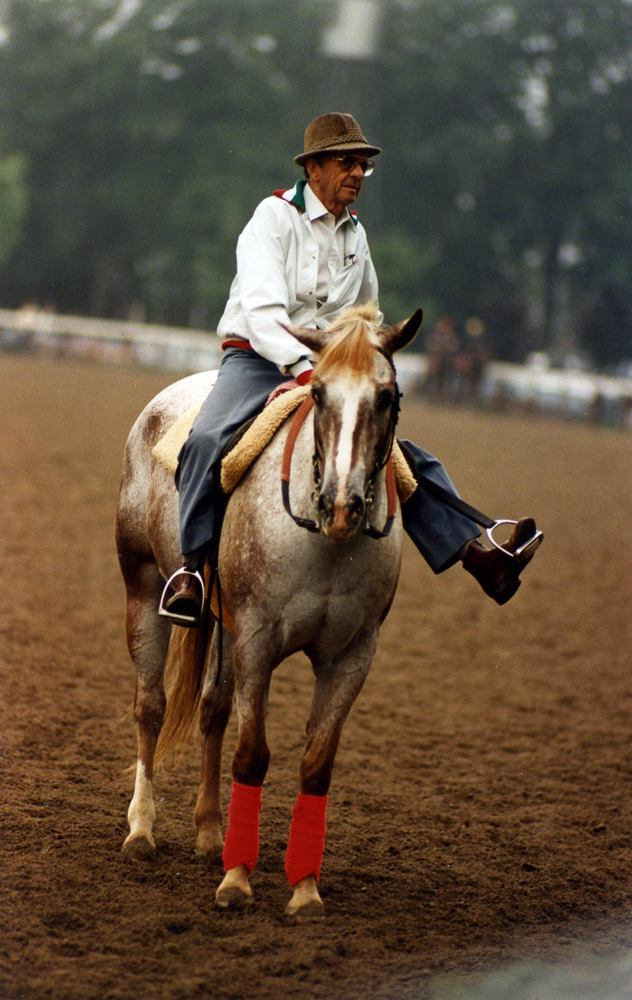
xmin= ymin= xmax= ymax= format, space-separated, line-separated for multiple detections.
xmin=362 ymin=454 xmax=397 ymax=539
xmin=280 ymin=387 xmax=400 ymax=540
xmin=281 ymin=394 xmax=320 ymax=533
xmin=360 ymin=371 xmax=400 ymax=538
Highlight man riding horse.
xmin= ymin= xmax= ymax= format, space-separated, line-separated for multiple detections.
xmin=162 ymin=112 xmax=540 ymax=625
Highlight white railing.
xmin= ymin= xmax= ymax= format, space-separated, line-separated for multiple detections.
xmin=1 ymin=305 xmax=631 ymax=427
xmin=0 ymin=306 xmax=222 ymax=372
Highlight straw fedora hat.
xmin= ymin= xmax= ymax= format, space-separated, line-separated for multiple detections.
xmin=294 ymin=112 xmax=382 ymax=166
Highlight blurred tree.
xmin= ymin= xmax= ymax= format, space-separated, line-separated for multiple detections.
xmin=379 ymin=0 xmax=632 ymax=363
xmin=580 ymin=283 xmax=632 ymax=371
xmin=0 ymin=150 xmax=27 ymax=266
xmin=0 ymin=0 xmax=326 ymax=322
xmin=0 ymin=0 xmax=629 ymax=365
xmin=370 ymin=226 xmax=441 ymax=328
xmin=497 ymin=0 xmax=632 ymax=365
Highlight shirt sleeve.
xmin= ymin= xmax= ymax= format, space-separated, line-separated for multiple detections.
xmin=235 ymin=199 xmax=313 ymax=372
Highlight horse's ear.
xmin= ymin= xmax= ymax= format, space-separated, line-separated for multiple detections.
xmin=380 ymin=308 xmax=423 ymax=356
xmin=279 ymin=322 xmax=329 ymax=356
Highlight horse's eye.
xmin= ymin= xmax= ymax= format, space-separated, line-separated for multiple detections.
xmin=312 ymin=385 xmax=323 ymax=406
xmin=376 ymin=389 xmax=394 ymax=412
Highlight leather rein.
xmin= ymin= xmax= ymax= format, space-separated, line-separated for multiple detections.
xmin=281 ymin=380 xmax=400 ymax=540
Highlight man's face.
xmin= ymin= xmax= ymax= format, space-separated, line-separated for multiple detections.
xmin=306 ymin=155 xmax=368 ymax=219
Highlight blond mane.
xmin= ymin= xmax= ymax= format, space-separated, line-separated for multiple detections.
xmin=316 ymin=304 xmax=382 ymax=378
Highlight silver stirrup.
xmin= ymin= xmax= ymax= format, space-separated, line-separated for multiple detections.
xmin=486 ymin=520 xmax=544 ymax=564
xmin=158 ymin=567 xmax=206 ymax=625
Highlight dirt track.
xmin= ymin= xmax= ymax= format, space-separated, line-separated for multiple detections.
xmin=1 ymin=353 xmax=631 ymax=1000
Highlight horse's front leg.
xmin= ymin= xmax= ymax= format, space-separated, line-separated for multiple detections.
xmin=286 ymin=629 xmax=378 ymax=921
xmin=215 ymin=630 xmax=273 ymax=909
xmin=194 ymin=628 xmax=234 ymax=859
xmin=121 ymin=562 xmax=171 ymax=859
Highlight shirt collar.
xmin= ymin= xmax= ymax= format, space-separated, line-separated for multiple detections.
xmin=279 ymin=179 xmax=358 ymax=226
xmin=304 ymin=182 xmax=352 ymax=228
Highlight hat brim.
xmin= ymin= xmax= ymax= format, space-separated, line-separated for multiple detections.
xmin=294 ymin=142 xmax=382 ymax=166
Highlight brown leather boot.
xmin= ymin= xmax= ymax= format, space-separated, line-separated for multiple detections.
xmin=462 ymin=517 xmax=540 ymax=605
xmin=161 ymin=569 xmax=204 ymax=625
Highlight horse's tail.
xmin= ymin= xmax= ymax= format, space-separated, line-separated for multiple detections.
xmin=154 ymin=602 xmax=214 ymax=768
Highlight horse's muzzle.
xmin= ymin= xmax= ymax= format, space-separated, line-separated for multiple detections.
xmin=318 ymin=489 xmax=365 ymax=542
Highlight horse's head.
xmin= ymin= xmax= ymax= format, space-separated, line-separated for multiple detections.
xmin=289 ymin=304 xmax=422 ymax=542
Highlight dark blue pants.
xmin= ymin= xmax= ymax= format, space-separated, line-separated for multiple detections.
xmin=176 ymin=348 xmax=479 ymax=571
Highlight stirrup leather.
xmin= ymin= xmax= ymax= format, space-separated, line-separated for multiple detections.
xmin=158 ymin=567 xmax=206 ymax=624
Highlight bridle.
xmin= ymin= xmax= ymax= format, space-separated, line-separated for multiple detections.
xmin=281 ymin=362 xmax=401 ymax=540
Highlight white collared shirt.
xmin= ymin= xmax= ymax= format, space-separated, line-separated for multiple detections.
xmin=303 ymin=184 xmax=351 ymax=305
xmin=216 ymin=181 xmax=382 ymax=376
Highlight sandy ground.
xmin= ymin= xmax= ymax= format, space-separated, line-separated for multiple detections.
xmin=1 ymin=352 xmax=631 ymax=1000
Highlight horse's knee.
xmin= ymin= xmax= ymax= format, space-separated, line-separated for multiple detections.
xmin=232 ymin=741 xmax=270 ymax=786
xmin=199 ymin=689 xmax=232 ymax=737
xmin=299 ymin=754 xmax=334 ymax=797
xmin=133 ymin=680 xmax=166 ymax=733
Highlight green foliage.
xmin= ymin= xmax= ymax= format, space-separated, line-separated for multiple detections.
xmin=0 ymin=0 xmax=630 ymax=364
xmin=0 ymin=152 xmax=27 ymax=264
xmin=371 ymin=227 xmax=441 ymax=332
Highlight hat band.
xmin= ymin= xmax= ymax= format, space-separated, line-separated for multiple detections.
xmin=306 ymin=131 xmax=369 ymax=154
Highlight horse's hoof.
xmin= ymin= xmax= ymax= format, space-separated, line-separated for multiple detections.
xmin=284 ymin=897 xmax=326 ymax=923
xmin=285 ymin=875 xmax=325 ymax=922
xmin=122 ymin=834 xmax=156 ymax=861
xmin=215 ymin=886 xmax=254 ymax=911
xmin=195 ymin=830 xmax=224 ymax=862
xmin=195 ymin=846 xmax=223 ymax=866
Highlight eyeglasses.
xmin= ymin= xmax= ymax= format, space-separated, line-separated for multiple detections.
xmin=327 ymin=154 xmax=375 ymax=177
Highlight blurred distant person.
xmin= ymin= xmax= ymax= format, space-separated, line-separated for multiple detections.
xmin=12 ymin=299 xmax=40 ymax=352
xmin=454 ymin=317 xmax=490 ymax=402
xmin=161 ymin=113 xmax=541 ymax=624
xmin=425 ymin=315 xmax=460 ymax=399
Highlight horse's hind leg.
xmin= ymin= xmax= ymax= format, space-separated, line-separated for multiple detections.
xmin=194 ymin=628 xmax=234 ymax=860
xmin=285 ymin=630 xmax=377 ymax=920
xmin=121 ymin=560 xmax=171 ymax=860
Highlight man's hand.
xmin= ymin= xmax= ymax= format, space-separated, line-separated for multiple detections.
xmin=266 ymin=369 xmax=312 ymax=406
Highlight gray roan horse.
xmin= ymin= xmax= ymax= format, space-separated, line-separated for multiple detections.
xmin=115 ymin=303 xmax=422 ymax=920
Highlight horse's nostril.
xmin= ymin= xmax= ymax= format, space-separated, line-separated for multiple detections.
xmin=318 ymin=491 xmax=333 ymax=518
xmin=349 ymin=494 xmax=365 ymax=521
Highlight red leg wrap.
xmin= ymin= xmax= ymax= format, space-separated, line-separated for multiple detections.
xmin=284 ymin=793 xmax=328 ymax=887
xmin=222 ymin=781 xmax=262 ymax=875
